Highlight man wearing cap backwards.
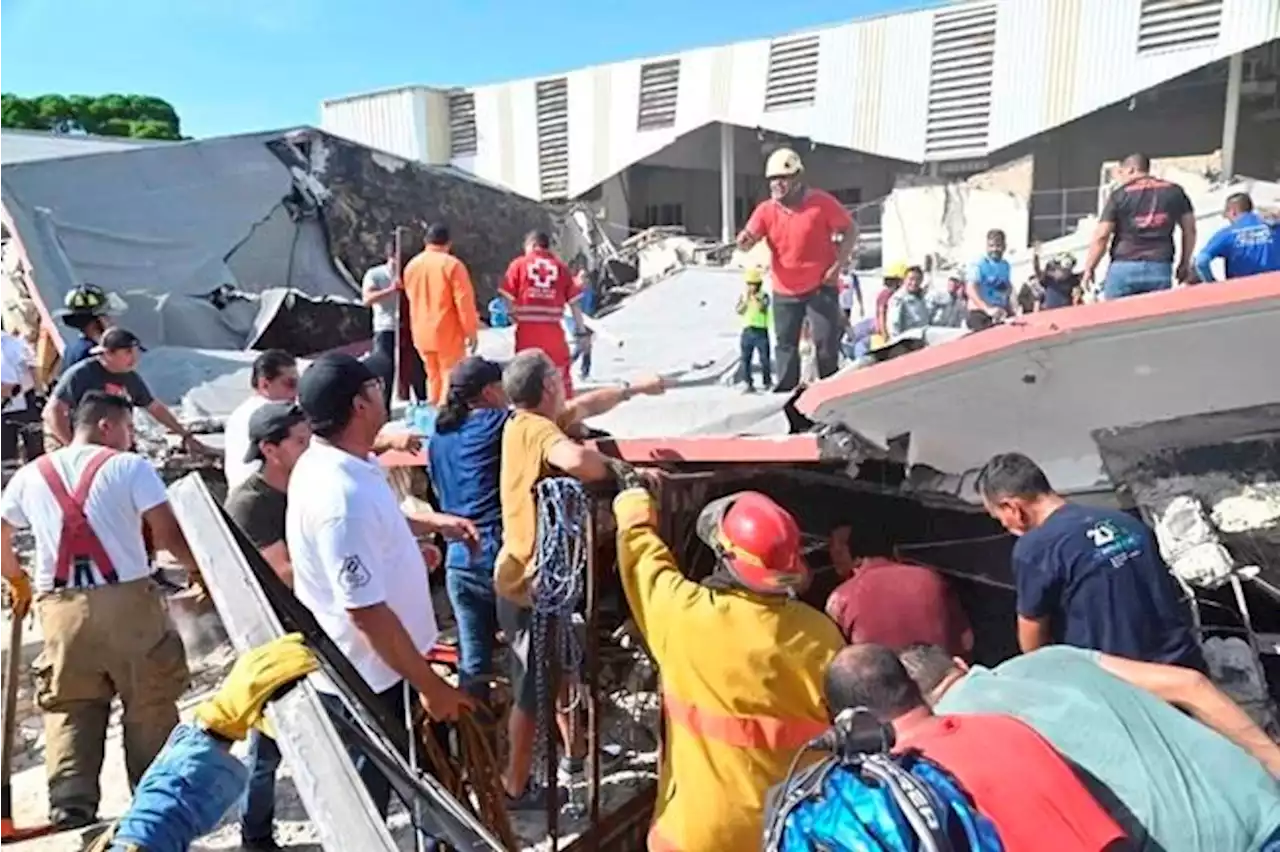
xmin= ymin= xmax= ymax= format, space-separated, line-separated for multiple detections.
xmin=223 ymin=402 xmax=311 ymax=850
xmin=43 ymin=327 xmax=214 ymax=456
xmin=737 ymin=147 xmax=858 ymax=392
xmin=285 ymin=352 xmax=475 ymax=819
xmin=1 ymin=391 xmax=200 ymax=829
xmin=493 ymin=350 xmax=666 ymax=807
xmin=610 ymin=484 xmax=843 ymax=851
xmin=499 ymin=230 xmax=591 ymax=399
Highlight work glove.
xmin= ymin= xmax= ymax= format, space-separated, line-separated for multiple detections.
xmin=604 ymin=457 xmax=650 ymax=493
xmin=4 ymin=572 xmax=32 ymax=619
xmin=194 ymin=633 xmax=319 ymax=742
xmin=613 ymin=488 xmax=658 ymax=533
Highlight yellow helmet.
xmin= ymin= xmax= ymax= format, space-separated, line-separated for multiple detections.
xmin=765 ymin=147 xmax=804 ymax=179
xmin=744 ymin=267 xmax=764 ymax=285
xmin=884 ymin=261 xmax=909 ymax=280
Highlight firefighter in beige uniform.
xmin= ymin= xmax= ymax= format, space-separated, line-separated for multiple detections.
xmin=0 ymin=391 xmax=198 ymax=830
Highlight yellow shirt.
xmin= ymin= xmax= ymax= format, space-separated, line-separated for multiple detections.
xmin=495 ymin=410 xmax=567 ymax=605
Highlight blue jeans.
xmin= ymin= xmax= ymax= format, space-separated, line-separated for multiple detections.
xmin=445 ymin=531 xmax=500 ymax=704
xmin=738 ymin=327 xmax=772 ymax=389
xmin=240 ymin=730 xmax=282 ymax=841
xmin=1104 ymin=260 xmax=1173 ymax=300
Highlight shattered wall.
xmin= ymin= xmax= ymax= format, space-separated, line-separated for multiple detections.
xmin=276 ymin=129 xmax=556 ymax=312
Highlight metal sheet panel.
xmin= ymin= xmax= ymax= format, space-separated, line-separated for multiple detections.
xmin=320 ymin=88 xmax=427 ymax=161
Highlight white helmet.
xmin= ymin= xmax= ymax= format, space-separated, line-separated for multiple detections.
xmin=765 ymin=147 xmax=804 ymax=179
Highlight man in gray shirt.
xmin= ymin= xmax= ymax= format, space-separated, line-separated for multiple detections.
xmin=885 ymin=265 xmax=932 ymax=338
xmin=362 ymin=243 xmax=426 ymax=410
xmin=43 ymin=328 xmax=212 ymax=455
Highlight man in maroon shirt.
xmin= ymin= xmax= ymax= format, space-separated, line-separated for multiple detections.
xmin=736 ymin=147 xmax=857 ymax=393
xmin=824 ymin=526 xmax=973 ymax=658
xmin=825 ymin=645 xmax=1129 ymax=852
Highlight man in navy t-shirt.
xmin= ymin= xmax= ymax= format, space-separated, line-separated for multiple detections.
xmin=976 ymin=452 xmax=1205 ymax=672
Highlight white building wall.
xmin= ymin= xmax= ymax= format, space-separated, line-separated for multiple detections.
xmin=320 ymin=87 xmax=430 ymax=161
xmin=322 ymin=0 xmax=1280 ymax=202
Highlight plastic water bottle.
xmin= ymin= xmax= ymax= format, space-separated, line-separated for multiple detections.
xmin=488 ymin=297 xmax=511 ymax=328
xmin=414 ymin=404 xmax=437 ymax=437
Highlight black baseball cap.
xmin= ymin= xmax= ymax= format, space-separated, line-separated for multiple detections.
xmin=447 ymin=356 xmax=503 ymax=404
xmin=297 ymin=352 xmax=381 ymax=432
xmin=90 ymin=327 xmax=147 ymax=354
xmin=244 ymin=402 xmax=307 ymax=463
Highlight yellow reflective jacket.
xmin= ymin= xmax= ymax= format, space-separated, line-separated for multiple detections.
xmin=615 ymin=491 xmax=843 ymax=852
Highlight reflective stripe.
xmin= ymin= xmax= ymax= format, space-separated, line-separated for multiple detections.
xmin=513 ymin=305 xmax=565 ymax=323
xmin=663 ymin=693 xmax=828 ymax=751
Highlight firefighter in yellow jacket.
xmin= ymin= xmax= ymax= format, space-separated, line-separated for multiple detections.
xmin=612 ymin=485 xmax=844 ymax=852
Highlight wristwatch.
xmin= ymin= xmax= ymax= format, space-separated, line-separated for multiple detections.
xmin=619 ymin=381 xmax=633 ymax=401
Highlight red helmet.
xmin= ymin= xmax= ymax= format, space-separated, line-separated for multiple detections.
xmin=699 ymin=491 xmax=809 ymax=595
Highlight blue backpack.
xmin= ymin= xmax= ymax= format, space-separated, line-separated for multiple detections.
xmin=763 ymin=749 xmax=1005 ymax=852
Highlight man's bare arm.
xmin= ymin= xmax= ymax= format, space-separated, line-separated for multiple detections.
xmin=1016 ymin=614 xmax=1052 ymax=653
xmin=546 ymin=438 xmax=611 ymax=483
xmin=736 ymin=228 xmax=761 ymax=251
xmin=258 ymin=541 xmax=294 ymax=588
xmin=1 ymin=521 xmax=25 ymax=582
xmin=1082 ymin=221 xmax=1115 ymax=282
xmin=348 ymin=603 xmax=471 ymax=720
xmin=1177 ymin=212 xmax=1198 ymax=281
xmin=42 ymin=397 xmax=72 ymax=446
xmin=964 ymin=281 xmax=992 ymax=314
xmin=1097 ymin=652 xmax=1280 ymax=776
xmin=142 ymin=502 xmax=202 ymax=580
xmin=562 ymin=375 xmax=665 ymax=424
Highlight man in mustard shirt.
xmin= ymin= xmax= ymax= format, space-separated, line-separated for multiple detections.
xmin=494 ymin=349 xmax=664 ymax=807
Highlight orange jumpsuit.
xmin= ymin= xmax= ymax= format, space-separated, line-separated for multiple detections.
xmin=401 ymin=245 xmax=479 ymax=404
xmin=499 ymin=248 xmax=581 ymax=397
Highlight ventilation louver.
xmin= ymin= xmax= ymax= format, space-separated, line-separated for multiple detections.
xmin=447 ymin=91 xmax=477 ymax=158
xmin=536 ymin=78 xmax=569 ymax=199
xmin=1138 ymin=0 xmax=1223 ymax=54
xmin=925 ymin=2 xmax=998 ymax=159
xmin=764 ymin=35 xmax=820 ymax=111
xmin=637 ymin=59 xmax=681 ymax=130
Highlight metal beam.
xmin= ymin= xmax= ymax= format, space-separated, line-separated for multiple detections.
xmin=719 ymin=123 xmax=736 ymax=244
xmin=167 ymin=474 xmax=399 ymax=851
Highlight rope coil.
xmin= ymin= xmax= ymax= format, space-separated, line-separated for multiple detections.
xmin=531 ymin=477 xmax=591 ymax=787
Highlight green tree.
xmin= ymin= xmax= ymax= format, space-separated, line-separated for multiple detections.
xmin=0 ymin=93 xmax=183 ymax=140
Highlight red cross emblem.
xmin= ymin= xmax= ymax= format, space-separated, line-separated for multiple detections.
xmin=528 ymin=257 xmax=558 ymax=290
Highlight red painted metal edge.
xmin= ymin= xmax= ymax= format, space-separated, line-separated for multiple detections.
xmin=796 ymin=272 xmax=1280 ymax=417
xmin=378 ymin=434 xmax=823 ymax=469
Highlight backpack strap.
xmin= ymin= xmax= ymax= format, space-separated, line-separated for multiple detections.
xmin=861 ymin=753 xmax=954 ymax=852
xmin=35 ymin=448 xmax=120 ymax=588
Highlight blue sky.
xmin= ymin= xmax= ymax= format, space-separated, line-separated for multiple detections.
xmin=2 ymin=0 xmax=917 ymax=139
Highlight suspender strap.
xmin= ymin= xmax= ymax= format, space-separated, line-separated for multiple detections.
xmin=35 ymin=448 xmax=120 ymax=588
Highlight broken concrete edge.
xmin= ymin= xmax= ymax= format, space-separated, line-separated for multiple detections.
xmin=166 ymin=473 xmax=506 ymax=851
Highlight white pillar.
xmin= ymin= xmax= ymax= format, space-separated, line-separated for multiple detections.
xmin=719 ymin=123 xmax=736 ymax=244
xmin=1222 ymin=52 xmax=1243 ymax=181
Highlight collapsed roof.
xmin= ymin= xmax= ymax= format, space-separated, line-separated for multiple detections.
xmin=795 ymin=272 xmax=1280 ymax=500
xmin=1 ymin=127 xmax=554 ymax=356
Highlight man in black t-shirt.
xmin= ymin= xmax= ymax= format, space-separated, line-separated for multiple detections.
xmin=1082 ymin=153 xmax=1196 ymax=301
xmin=223 ymin=402 xmax=310 ymax=851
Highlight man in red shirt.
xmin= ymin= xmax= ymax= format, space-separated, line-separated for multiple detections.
xmin=825 ymin=644 xmax=1129 ymax=852
xmin=499 ymin=230 xmax=589 ymax=398
xmin=824 ymin=526 xmax=973 ymax=657
xmin=736 ymin=148 xmax=857 ymax=393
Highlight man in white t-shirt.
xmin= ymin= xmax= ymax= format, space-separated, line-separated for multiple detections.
xmin=224 ymin=350 xmax=299 ymax=490
xmin=287 ymin=352 xmax=474 ymax=818
xmin=1 ymin=329 xmax=42 ymax=463
xmin=0 ymin=391 xmax=201 ymax=829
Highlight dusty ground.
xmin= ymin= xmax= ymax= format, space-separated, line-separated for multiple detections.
xmin=2 ymin=550 xmax=658 ymax=851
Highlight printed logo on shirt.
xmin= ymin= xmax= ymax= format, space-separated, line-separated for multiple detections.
xmin=1084 ymin=520 xmax=1144 ymax=570
xmin=527 ymin=257 xmax=559 ymax=290
xmin=337 ymin=554 xmax=372 ymax=591
xmin=104 ymin=382 xmax=130 ymax=401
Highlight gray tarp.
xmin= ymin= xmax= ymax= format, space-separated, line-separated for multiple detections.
xmin=1 ymin=129 xmax=359 ymax=351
